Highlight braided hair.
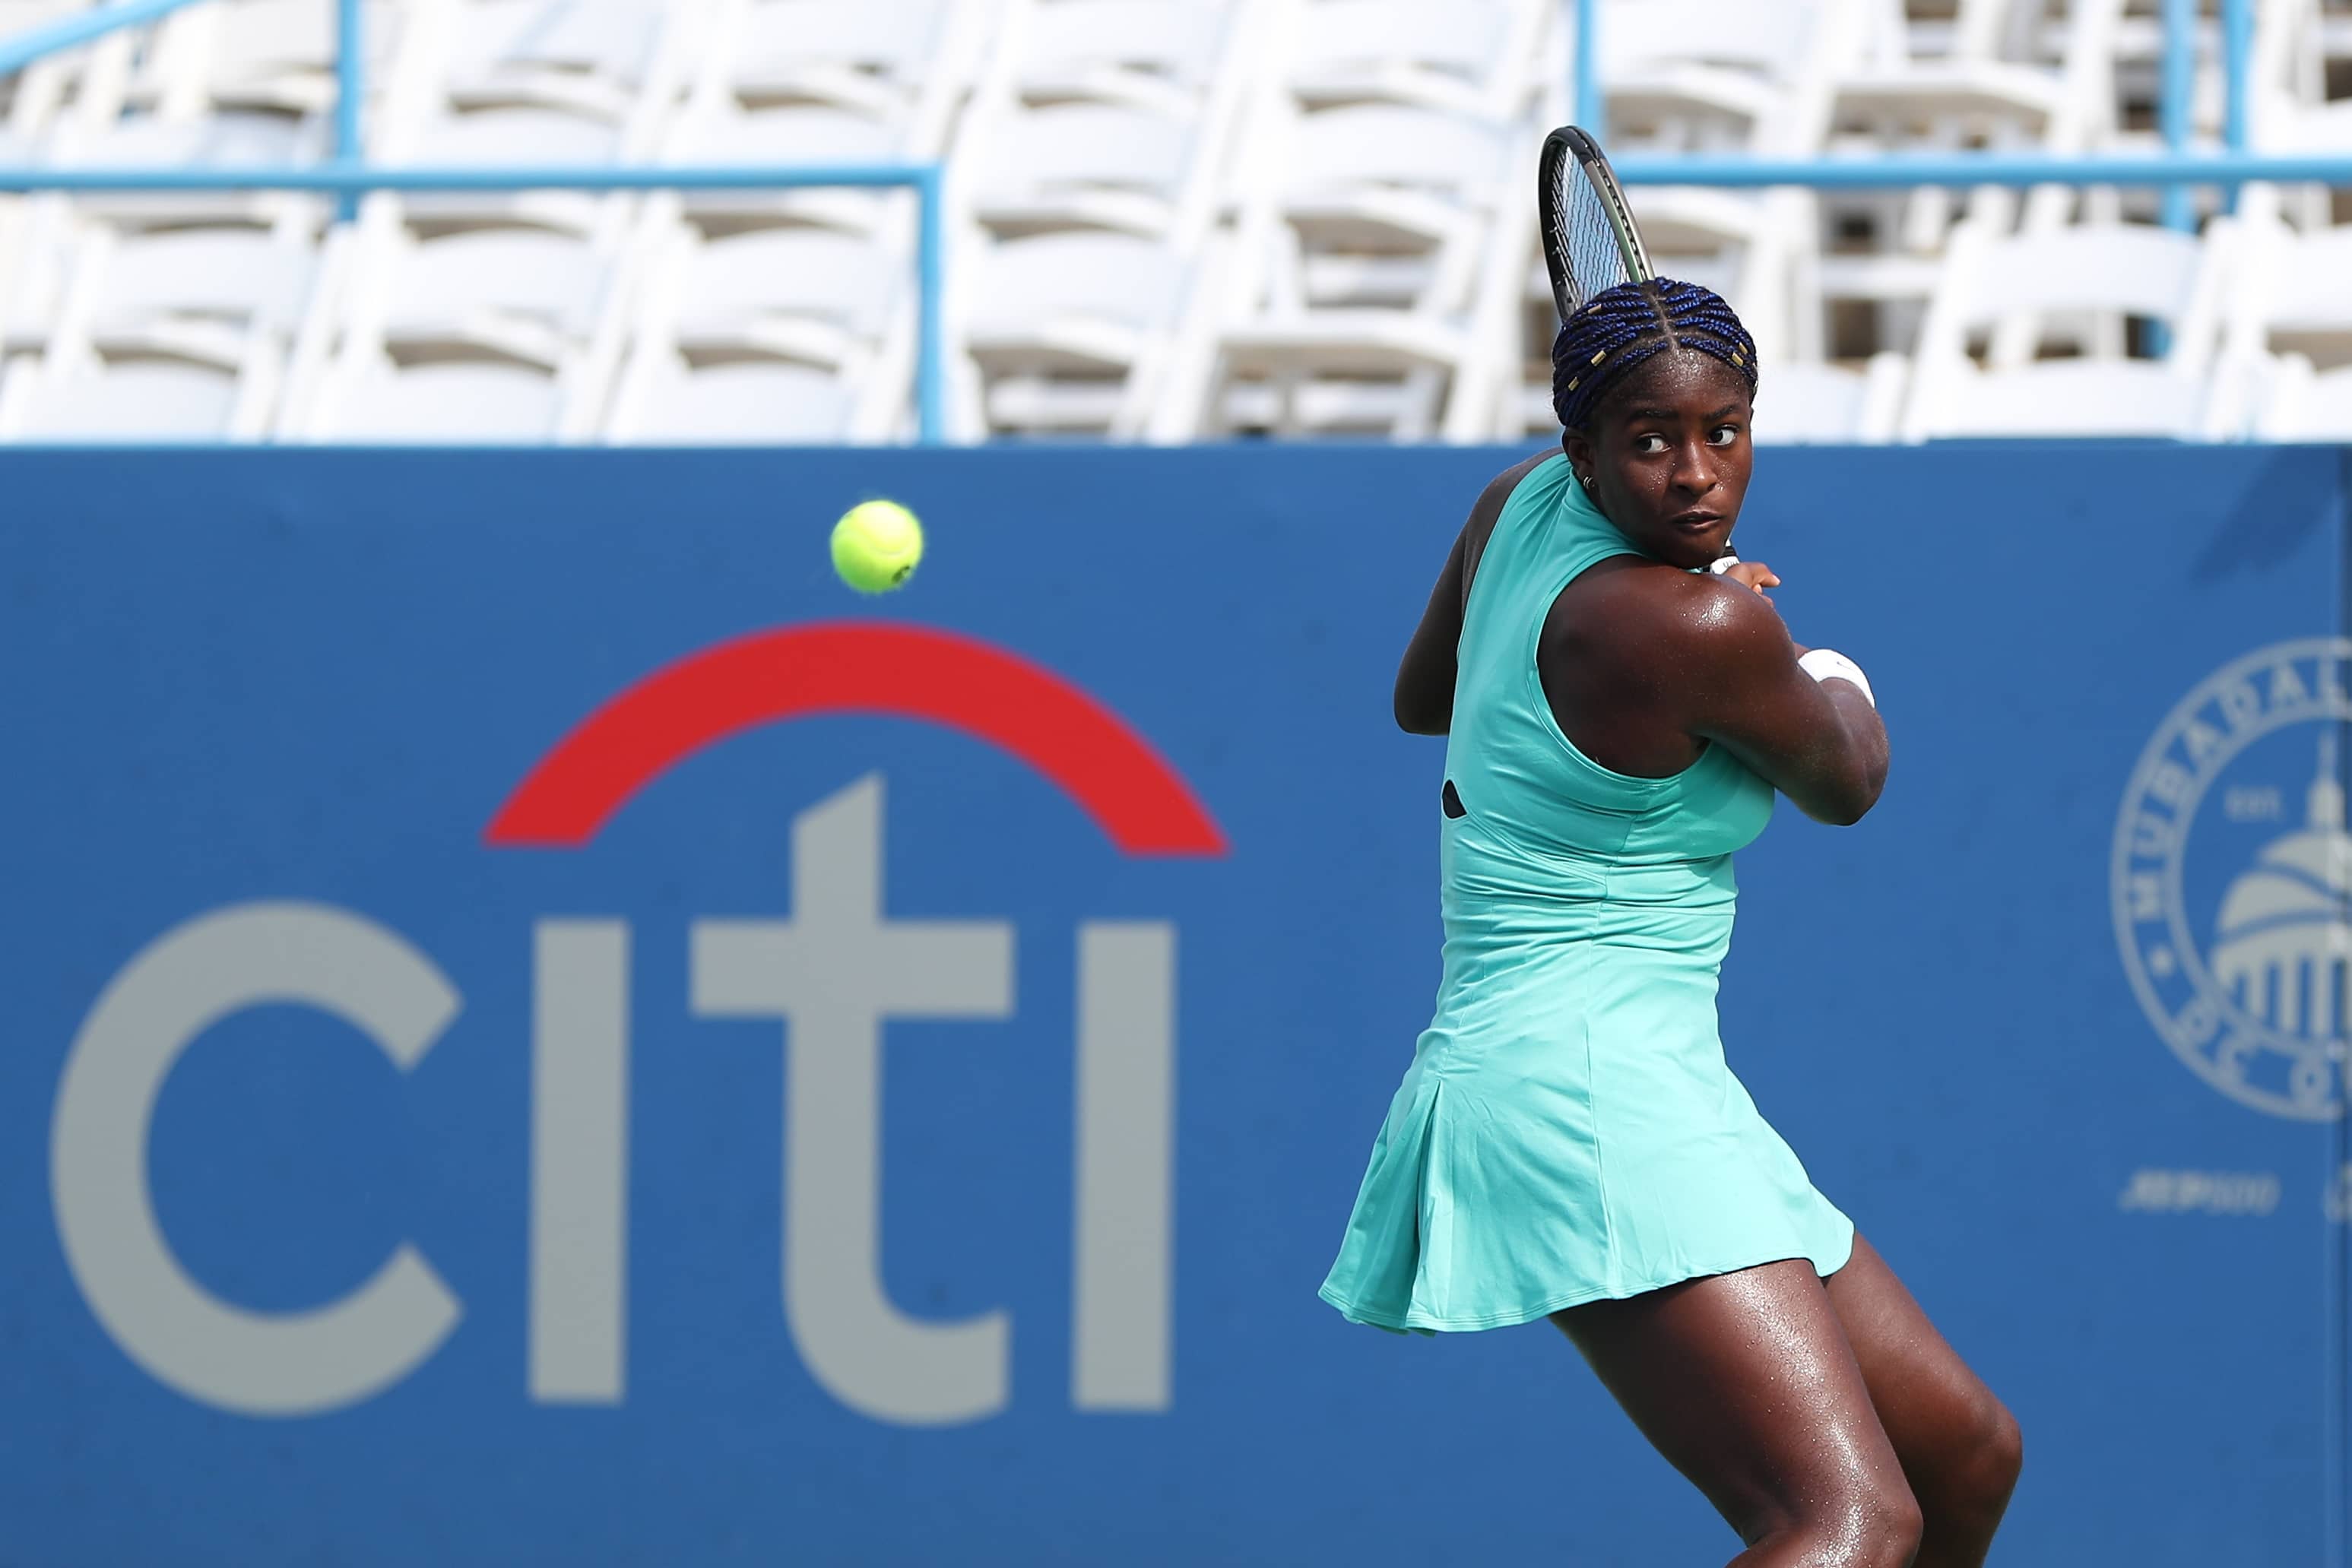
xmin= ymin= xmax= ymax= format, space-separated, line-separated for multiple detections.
xmin=1551 ymin=277 xmax=1758 ymax=432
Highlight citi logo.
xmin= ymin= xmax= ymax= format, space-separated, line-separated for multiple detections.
xmin=49 ymin=624 xmax=1224 ymax=1427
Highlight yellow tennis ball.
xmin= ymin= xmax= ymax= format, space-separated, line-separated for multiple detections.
xmin=831 ymin=500 xmax=924 ymax=594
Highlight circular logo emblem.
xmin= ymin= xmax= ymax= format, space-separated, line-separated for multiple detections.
xmin=2112 ymin=638 xmax=2352 ymax=1121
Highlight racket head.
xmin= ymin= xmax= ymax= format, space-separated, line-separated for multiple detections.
xmin=1539 ymin=125 xmax=1654 ymax=322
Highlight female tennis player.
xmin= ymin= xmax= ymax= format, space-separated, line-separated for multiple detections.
xmin=1318 ymin=277 xmax=2021 ymax=1568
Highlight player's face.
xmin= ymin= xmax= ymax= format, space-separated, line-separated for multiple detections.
xmin=1564 ymin=351 xmax=1754 ymax=572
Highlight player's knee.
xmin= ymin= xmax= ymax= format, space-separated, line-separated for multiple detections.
xmin=1847 ymin=1479 xmax=1925 ymax=1568
xmin=1949 ymin=1395 xmax=2024 ymax=1520
xmin=1780 ymin=1476 xmax=1920 ymax=1568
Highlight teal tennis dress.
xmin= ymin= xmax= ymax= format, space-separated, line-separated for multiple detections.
xmin=1318 ymin=455 xmax=1853 ymax=1335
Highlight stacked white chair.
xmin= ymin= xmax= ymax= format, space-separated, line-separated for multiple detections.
xmin=375 ymin=0 xmax=704 ymax=234
xmin=2256 ymin=355 xmax=2352 ymax=441
xmin=662 ymin=0 xmax=984 ymax=234
xmin=0 ymin=223 xmax=313 ymax=437
xmin=605 ymin=223 xmax=896 ymax=442
xmin=608 ymin=0 xmax=987 ymax=436
xmin=2212 ymin=187 xmax=2352 ymax=439
xmin=1517 ymin=0 xmax=1862 ymax=439
xmin=1817 ymin=0 xmax=2129 ymax=363
xmin=286 ymin=214 xmax=630 ymax=439
xmin=1214 ymin=100 xmax=1531 ymax=439
xmin=1201 ymin=0 xmax=1551 ymax=441
xmin=1900 ymin=214 xmax=2233 ymax=439
xmin=1282 ymin=0 xmax=1548 ymax=117
xmin=963 ymin=229 xmax=1193 ymax=436
xmin=949 ymin=0 xmax=1246 ymax=438
xmin=0 ymin=0 xmax=2341 ymax=445
xmin=1751 ymin=351 xmax=1910 ymax=443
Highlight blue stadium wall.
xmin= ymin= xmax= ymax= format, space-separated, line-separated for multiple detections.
xmin=0 ymin=445 xmax=2346 ymax=1566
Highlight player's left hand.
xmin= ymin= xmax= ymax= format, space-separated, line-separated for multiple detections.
xmin=1719 ymin=559 xmax=1780 ymax=597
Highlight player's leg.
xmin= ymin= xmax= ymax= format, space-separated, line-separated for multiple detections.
xmin=1552 ymin=1261 xmax=1923 ymax=1567
xmin=1824 ymin=1237 xmax=2022 ymax=1568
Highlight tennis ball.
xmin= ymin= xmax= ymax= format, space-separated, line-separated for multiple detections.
xmin=831 ymin=499 xmax=924 ymax=594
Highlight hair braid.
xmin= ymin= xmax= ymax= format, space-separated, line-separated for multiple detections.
xmin=1550 ymin=277 xmax=1758 ymax=432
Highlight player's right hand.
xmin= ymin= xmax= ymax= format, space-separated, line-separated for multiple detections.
xmin=1719 ymin=559 xmax=1780 ymax=597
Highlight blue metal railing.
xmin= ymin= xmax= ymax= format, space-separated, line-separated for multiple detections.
xmin=0 ymin=0 xmax=949 ymax=442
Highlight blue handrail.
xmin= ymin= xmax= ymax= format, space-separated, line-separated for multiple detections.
xmin=0 ymin=0 xmax=210 ymax=77
xmin=333 ymin=0 xmax=361 ymax=218
xmin=2160 ymin=0 xmax=2196 ymax=230
xmin=1573 ymin=0 xmax=1602 ymax=145
xmin=2223 ymin=0 xmax=2254 ymax=154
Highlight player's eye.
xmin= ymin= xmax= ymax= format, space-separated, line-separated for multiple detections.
xmin=1708 ymin=423 xmax=1740 ymax=446
xmin=1632 ymin=434 xmax=1669 ymax=455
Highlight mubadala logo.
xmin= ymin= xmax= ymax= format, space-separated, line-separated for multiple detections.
xmin=2113 ymin=638 xmax=2352 ymax=1121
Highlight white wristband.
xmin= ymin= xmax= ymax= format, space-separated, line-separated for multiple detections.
xmin=1799 ymin=648 xmax=1875 ymax=708
xmin=1708 ymin=553 xmax=1740 ymax=575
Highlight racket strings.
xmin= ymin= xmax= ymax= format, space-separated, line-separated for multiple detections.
xmin=1555 ymin=163 xmax=1634 ymax=318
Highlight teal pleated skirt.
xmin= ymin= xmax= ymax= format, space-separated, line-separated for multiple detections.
xmin=1317 ymin=908 xmax=1854 ymax=1335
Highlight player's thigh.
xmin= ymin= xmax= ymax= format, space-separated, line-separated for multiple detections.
xmin=1825 ymin=1235 xmax=2021 ymax=1501
xmin=1551 ymin=1259 xmax=1914 ymax=1544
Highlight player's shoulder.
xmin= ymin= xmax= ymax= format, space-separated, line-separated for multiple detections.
xmin=1461 ymin=448 xmax=1564 ymax=606
xmin=1564 ymin=558 xmax=1784 ymax=670
xmin=1476 ymin=449 xmax=1560 ymax=518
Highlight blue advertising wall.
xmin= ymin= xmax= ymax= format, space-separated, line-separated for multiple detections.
xmin=0 ymin=445 xmax=2344 ymax=1566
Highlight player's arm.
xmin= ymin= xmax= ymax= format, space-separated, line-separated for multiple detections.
xmin=1675 ymin=580 xmax=1888 ymax=825
xmin=1394 ymin=455 xmax=1548 ymax=733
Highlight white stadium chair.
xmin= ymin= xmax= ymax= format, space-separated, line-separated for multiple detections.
xmin=0 ymin=0 xmax=2331 ymax=448
xmin=604 ymin=353 xmax=857 ymax=442
xmin=71 ymin=226 xmax=316 ymax=369
xmin=954 ymin=0 xmax=1245 ymax=256
xmin=694 ymin=0 xmax=987 ymax=160
xmin=2208 ymin=188 xmax=2352 ymax=435
xmin=1749 ymin=353 xmax=1910 ymax=444
xmin=281 ymin=218 xmax=632 ymax=442
xmin=1280 ymin=0 xmax=1548 ymax=119
xmin=964 ymin=100 xmax=1200 ymax=239
xmin=663 ymin=100 xmax=909 ymax=233
xmin=47 ymin=111 xmax=331 ymax=227
xmin=1606 ymin=0 xmax=1849 ymax=154
xmin=717 ymin=0 xmax=955 ymax=118
xmin=1209 ymin=103 xmax=1532 ymax=441
xmin=408 ymin=103 xmax=623 ymax=165
xmin=388 ymin=105 xmax=625 ymax=233
xmin=376 ymin=228 xmax=616 ymax=365
xmin=1815 ymin=0 xmax=2129 ymax=362
xmin=1277 ymin=103 xmax=1517 ymax=249
xmin=309 ymin=359 xmax=567 ymax=442
xmin=962 ymin=230 xmax=1195 ymax=437
xmin=131 ymin=0 xmax=401 ymax=118
xmin=605 ymin=221 xmax=909 ymax=442
xmin=0 ymin=356 xmax=249 ymax=440
xmin=666 ymin=227 xmax=899 ymax=368
xmin=441 ymin=0 xmax=680 ymax=122
xmin=0 ymin=223 xmax=310 ymax=441
xmin=2257 ymin=355 xmax=2352 ymax=441
xmin=1010 ymin=0 xmax=1236 ymax=115
xmin=1900 ymin=217 xmax=2233 ymax=440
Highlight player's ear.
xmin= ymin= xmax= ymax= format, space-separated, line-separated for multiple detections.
xmin=1561 ymin=426 xmax=1594 ymax=485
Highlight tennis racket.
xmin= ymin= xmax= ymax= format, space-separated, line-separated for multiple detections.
xmin=1539 ymin=125 xmax=1653 ymax=322
xmin=1540 ymin=128 xmax=1743 ymax=569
